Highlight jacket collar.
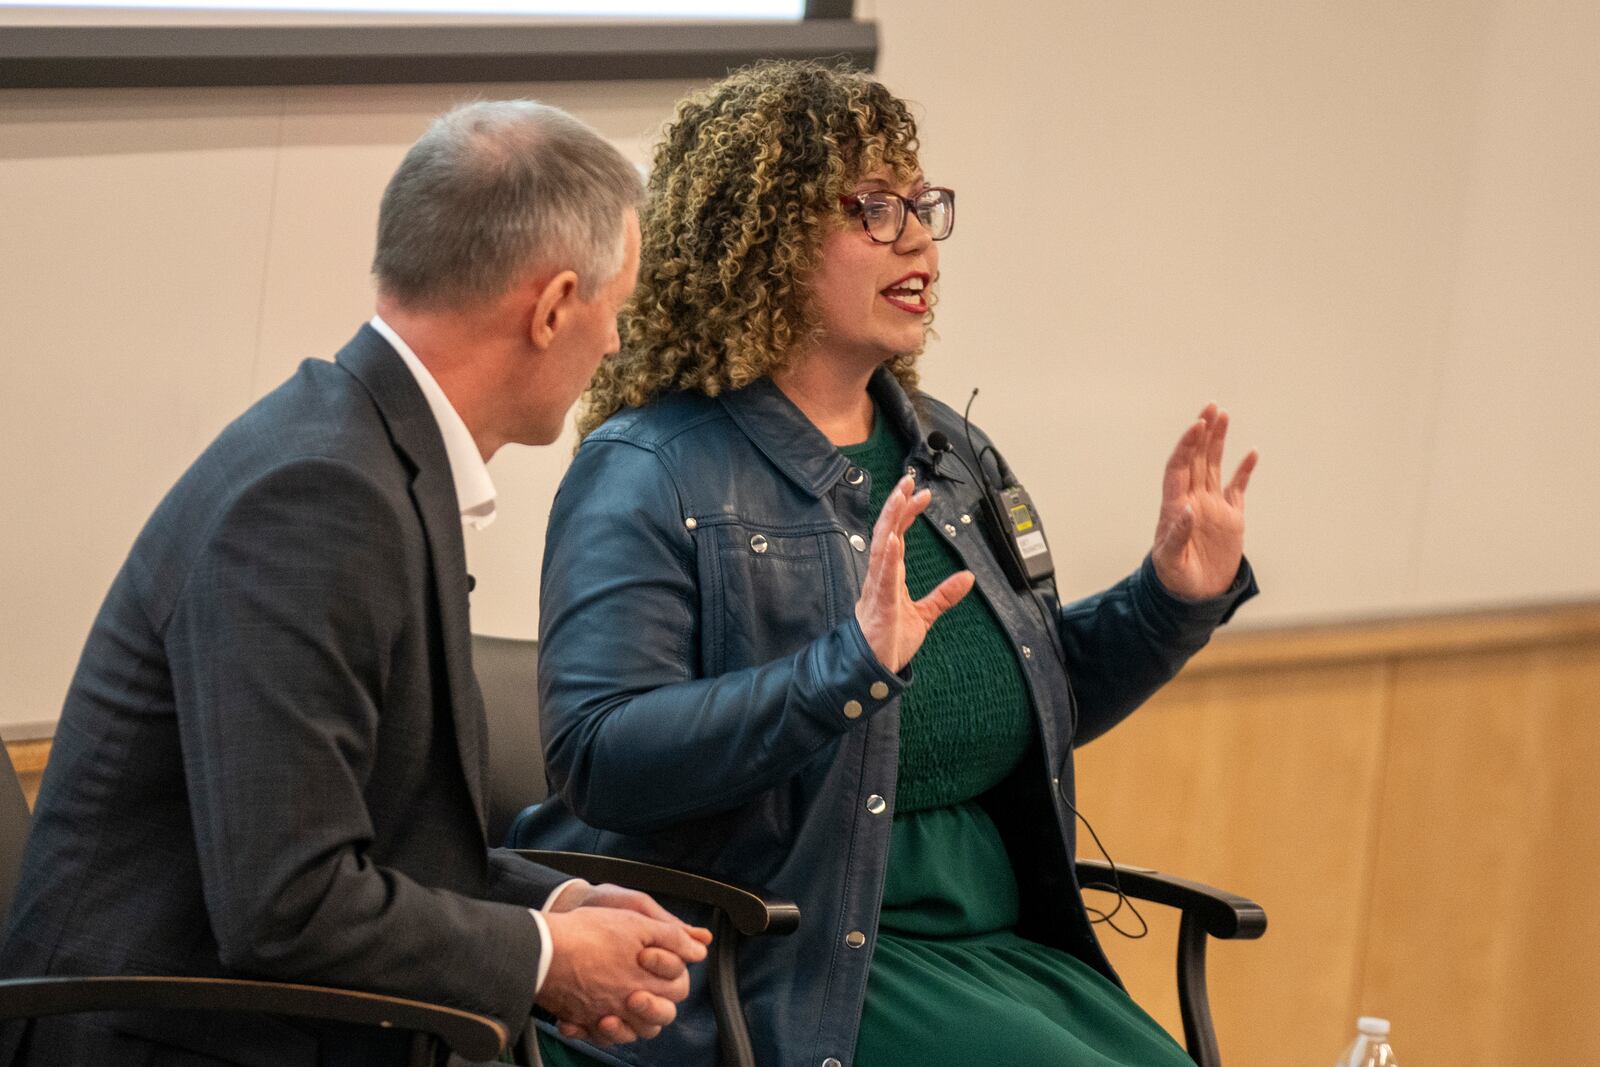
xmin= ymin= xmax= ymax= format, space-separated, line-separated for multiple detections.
xmin=336 ymin=324 xmax=490 ymax=839
xmin=337 ymin=324 xmax=445 ymax=477
xmin=718 ymin=368 xmax=936 ymax=498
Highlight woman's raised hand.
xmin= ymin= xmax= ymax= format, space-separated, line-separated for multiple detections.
xmin=854 ymin=476 xmax=976 ymax=673
xmin=1151 ymin=403 xmax=1259 ymax=600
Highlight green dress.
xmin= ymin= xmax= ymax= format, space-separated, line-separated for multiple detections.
xmin=538 ymin=413 xmax=1189 ymax=1067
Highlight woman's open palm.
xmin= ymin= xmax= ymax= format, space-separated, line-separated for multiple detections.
xmin=1151 ymin=403 xmax=1258 ymax=600
xmin=855 ymin=476 xmax=975 ymax=673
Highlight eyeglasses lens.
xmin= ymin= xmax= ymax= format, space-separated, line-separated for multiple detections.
xmin=915 ymin=192 xmax=953 ymax=240
xmin=862 ymin=197 xmax=902 ymax=243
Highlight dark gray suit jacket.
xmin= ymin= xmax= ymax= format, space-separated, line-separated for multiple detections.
xmin=1 ymin=326 xmax=565 ymax=1066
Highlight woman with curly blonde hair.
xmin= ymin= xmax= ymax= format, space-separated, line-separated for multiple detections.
xmin=516 ymin=60 xmax=1260 ymax=1067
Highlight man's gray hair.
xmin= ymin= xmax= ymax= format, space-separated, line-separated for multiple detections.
xmin=374 ymin=100 xmax=642 ymax=309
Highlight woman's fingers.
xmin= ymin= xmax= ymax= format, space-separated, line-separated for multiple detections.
xmin=857 ymin=529 xmax=908 ymax=670
xmin=866 ymin=477 xmax=906 ymax=560
xmin=1190 ymin=408 xmax=1213 ymax=491
xmin=881 ymin=533 xmax=906 ymax=601
xmin=1225 ymin=448 xmax=1259 ymax=506
xmin=1206 ymin=410 xmax=1229 ymax=490
xmin=854 ymin=478 xmax=980 ymax=674
xmin=896 ymin=487 xmax=933 ymax=537
xmin=1164 ymin=419 xmax=1202 ymax=504
xmin=881 ymin=476 xmax=913 ymax=529
xmin=914 ymin=570 xmax=975 ymax=625
xmin=862 ymin=479 xmax=907 ymax=590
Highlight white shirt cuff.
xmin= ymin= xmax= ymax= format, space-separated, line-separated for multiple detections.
xmin=530 ymin=879 xmax=585 ymax=996
xmin=529 ymin=909 xmax=554 ymax=996
xmin=543 ymin=878 xmax=585 ymax=911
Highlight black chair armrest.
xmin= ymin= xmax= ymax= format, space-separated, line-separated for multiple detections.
xmin=1076 ymin=858 xmax=1266 ymax=1067
xmin=512 ymin=850 xmax=800 ymax=937
xmin=0 ymin=976 xmax=505 ymax=1062
xmin=1076 ymin=858 xmax=1266 ymax=940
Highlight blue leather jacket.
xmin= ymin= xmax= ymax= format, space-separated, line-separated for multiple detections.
xmin=514 ymin=369 xmax=1256 ymax=1067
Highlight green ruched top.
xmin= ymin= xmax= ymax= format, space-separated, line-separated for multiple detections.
xmin=837 ymin=415 xmax=1033 ymax=812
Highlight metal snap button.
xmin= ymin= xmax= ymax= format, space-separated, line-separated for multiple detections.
xmin=750 ymin=534 xmax=768 ymax=554
xmin=869 ymin=681 xmax=889 ymax=700
xmin=905 ymin=465 xmax=917 ymax=479
xmin=683 ymin=516 xmax=698 ymax=530
xmin=866 ymin=794 xmax=887 ymax=815
xmin=845 ymin=930 xmax=866 ymax=948
xmin=1022 ymin=645 xmax=1033 ymax=659
xmin=843 ymin=700 xmax=863 ymax=720
xmin=943 ymin=523 xmax=957 ymax=536
xmin=845 ymin=466 xmax=865 ymax=486
xmin=849 ymin=534 xmax=867 ymax=552
xmin=960 ymin=513 xmax=973 ymax=524
xmin=823 ymin=1059 xmax=843 ymax=1067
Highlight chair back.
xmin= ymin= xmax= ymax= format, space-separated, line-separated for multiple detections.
xmin=0 ymin=744 xmax=34 ymax=923
xmin=470 ymin=634 xmax=548 ymax=847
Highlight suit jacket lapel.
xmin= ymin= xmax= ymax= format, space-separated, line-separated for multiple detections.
xmin=337 ymin=325 xmax=489 ymax=840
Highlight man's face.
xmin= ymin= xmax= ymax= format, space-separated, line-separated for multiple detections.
xmin=528 ymin=209 xmax=641 ymax=444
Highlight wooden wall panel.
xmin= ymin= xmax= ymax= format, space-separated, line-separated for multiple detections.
xmin=1360 ymin=642 xmax=1600 ymax=1063
xmin=1075 ymin=663 xmax=1391 ymax=1067
xmin=1067 ymin=605 xmax=1600 ymax=1067
xmin=7 ymin=738 xmax=49 ymax=809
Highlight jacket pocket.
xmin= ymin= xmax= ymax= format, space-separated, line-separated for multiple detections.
xmin=701 ymin=521 xmax=837 ymax=672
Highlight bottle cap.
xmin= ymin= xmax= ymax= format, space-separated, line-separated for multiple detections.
xmin=1357 ymin=1016 xmax=1391 ymax=1037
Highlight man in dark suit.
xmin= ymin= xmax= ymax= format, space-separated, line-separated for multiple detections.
xmin=0 ymin=100 xmax=706 ymax=1065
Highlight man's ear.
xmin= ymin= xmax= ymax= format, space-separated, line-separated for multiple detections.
xmin=528 ymin=269 xmax=581 ymax=351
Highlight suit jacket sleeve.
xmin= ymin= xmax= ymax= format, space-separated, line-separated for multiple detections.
xmin=486 ymin=849 xmax=573 ymax=909
xmin=164 ymin=455 xmax=543 ymax=1029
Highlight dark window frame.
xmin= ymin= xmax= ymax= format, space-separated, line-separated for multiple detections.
xmin=0 ymin=0 xmax=874 ymax=89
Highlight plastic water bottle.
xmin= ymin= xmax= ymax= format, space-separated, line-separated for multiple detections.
xmin=1336 ymin=1016 xmax=1399 ymax=1067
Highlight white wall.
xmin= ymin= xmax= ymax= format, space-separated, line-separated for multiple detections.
xmin=2 ymin=0 xmax=1597 ymax=732
xmin=869 ymin=0 xmax=1600 ymax=623
xmin=0 ymin=77 xmax=700 ymax=734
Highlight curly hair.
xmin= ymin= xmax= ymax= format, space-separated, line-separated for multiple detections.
xmin=576 ymin=59 xmax=927 ymax=439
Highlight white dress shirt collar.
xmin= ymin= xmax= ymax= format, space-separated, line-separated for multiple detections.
xmin=370 ymin=315 xmax=496 ymax=531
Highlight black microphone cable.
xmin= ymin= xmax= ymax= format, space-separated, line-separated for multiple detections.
xmin=1056 ymin=772 xmax=1150 ymax=940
